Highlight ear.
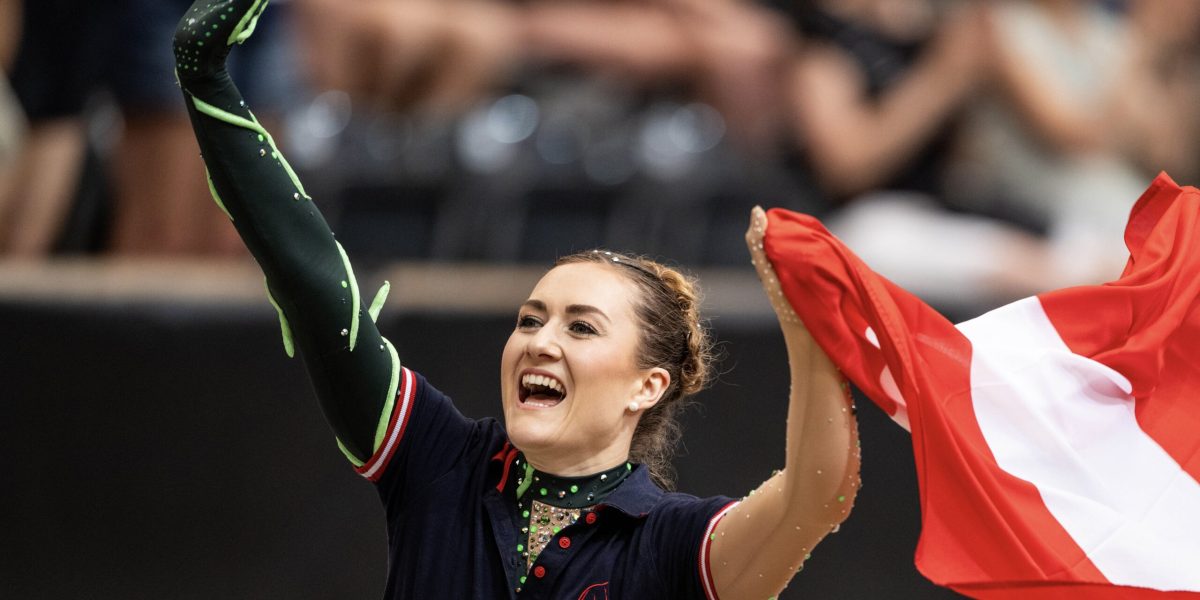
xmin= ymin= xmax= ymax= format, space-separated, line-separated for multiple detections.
xmin=631 ymin=367 xmax=671 ymax=410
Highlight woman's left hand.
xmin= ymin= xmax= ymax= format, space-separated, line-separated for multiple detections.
xmin=746 ymin=206 xmax=803 ymax=328
xmin=704 ymin=207 xmax=861 ymax=600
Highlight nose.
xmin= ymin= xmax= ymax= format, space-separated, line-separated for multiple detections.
xmin=526 ymin=323 xmax=563 ymax=361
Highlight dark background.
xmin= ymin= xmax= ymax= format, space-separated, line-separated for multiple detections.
xmin=0 ymin=295 xmax=963 ymax=599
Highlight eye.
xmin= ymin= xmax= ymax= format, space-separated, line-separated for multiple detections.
xmin=517 ymin=314 xmax=543 ymax=329
xmin=568 ymin=321 xmax=598 ymax=336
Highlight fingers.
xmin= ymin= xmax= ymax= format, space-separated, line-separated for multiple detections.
xmin=745 ymin=204 xmax=767 ymax=248
xmin=746 ymin=206 xmax=802 ymax=326
xmin=175 ymin=0 xmax=267 ymax=83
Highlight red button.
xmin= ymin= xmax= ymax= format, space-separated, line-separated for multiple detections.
xmin=558 ymin=537 xmax=571 ymax=549
xmin=533 ymin=566 xmax=546 ymax=579
xmin=585 ymin=513 xmax=597 ymax=524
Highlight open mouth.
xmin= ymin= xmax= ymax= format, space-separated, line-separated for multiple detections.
xmin=519 ymin=373 xmax=567 ymax=408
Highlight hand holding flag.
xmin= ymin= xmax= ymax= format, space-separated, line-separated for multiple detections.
xmin=761 ymin=173 xmax=1200 ymax=598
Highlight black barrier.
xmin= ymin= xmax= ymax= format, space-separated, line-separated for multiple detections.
xmin=0 ymin=298 xmax=961 ymax=599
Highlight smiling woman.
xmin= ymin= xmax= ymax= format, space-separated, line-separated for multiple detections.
xmin=173 ymin=1 xmax=860 ymax=598
xmin=502 ymin=253 xmax=712 ymax=486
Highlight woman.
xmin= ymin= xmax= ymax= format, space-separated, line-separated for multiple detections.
xmin=173 ymin=1 xmax=859 ymax=598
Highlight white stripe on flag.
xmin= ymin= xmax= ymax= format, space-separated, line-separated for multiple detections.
xmin=957 ymin=297 xmax=1200 ymax=591
xmin=863 ymin=326 xmax=911 ymax=431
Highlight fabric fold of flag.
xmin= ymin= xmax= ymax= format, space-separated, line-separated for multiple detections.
xmin=762 ymin=172 xmax=1200 ymax=598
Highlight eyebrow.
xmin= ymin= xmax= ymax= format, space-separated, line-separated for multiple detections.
xmin=521 ymin=300 xmax=611 ymax=324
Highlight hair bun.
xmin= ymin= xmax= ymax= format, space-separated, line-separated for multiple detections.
xmin=553 ymin=250 xmax=714 ymax=490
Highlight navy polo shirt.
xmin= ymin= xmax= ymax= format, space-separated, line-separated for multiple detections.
xmin=351 ymin=368 xmax=738 ymax=599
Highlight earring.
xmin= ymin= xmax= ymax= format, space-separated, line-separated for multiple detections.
xmin=628 ymin=401 xmax=640 ymax=412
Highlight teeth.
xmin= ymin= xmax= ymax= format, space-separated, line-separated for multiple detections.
xmin=521 ymin=373 xmax=564 ymax=394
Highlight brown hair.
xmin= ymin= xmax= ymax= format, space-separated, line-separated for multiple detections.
xmin=554 ymin=250 xmax=714 ymax=490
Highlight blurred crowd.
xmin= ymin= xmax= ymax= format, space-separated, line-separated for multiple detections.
xmin=2 ymin=0 xmax=1199 ymax=310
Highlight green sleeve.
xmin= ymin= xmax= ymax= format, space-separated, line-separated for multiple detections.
xmin=174 ymin=0 xmax=397 ymax=465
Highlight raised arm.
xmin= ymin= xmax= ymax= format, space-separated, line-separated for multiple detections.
xmin=707 ymin=207 xmax=861 ymax=599
xmin=173 ymin=0 xmax=396 ymax=465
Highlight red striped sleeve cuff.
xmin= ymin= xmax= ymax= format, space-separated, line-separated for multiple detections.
xmin=699 ymin=500 xmax=740 ymax=600
xmin=355 ymin=367 xmax=417 ymax=483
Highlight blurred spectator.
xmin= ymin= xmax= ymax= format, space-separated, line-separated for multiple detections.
xmin=1108 ymin=0 xmax=1200 ymax=182
xmin=294 ymin=0 xmax=524 ymax=117
xmin=292 ymin=0 xmax=794 ymax=153
xmin=108 ymin=0 xmax=239 ymax=257
xmin=950 ymin=0 xmax=1166 ymax=287
xmin=785 ymin=0 xmax=986 ymax=199
xmin=0 ymin=0 xmax=16 ymax=68
xmin=0 ymin=0 xmax=24 ymax=169
xmin=0 ymin=0 xmax=296 ymax=258
xmin=0 ymin=0 xmax=100 ymax=257
xmin=779 ymin=0 xmax=1051 ymax=310
xmin=285 ymin=0 xmax=811 ymax=264
xmin=781 ymin=0 xmax=1200 ymax=311
xmin=667 ymin=0 xmax=796 ymax=152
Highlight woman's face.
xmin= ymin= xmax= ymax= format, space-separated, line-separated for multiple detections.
xmin=500 ymin=262 xmax=666 ymax=475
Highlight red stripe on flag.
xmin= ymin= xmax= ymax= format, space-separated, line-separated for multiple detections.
xmin=963 ymin=582 xmax=1200 ymax=599
xmin=1038 ymin=173 xmax=1200 ymax=484
xmin=763 ymin=210 xmax=1110 ymax=592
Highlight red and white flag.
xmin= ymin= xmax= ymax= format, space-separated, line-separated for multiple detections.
xmin=764 ymin=173 xmax=1200 ymax=599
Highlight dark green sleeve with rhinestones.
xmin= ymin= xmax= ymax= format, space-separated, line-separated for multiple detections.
xmin=174 ymin=0 xmax=397 ymax=465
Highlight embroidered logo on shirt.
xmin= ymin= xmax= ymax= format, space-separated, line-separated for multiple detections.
xmin=576 ymin=581 xmax=610 ymax=600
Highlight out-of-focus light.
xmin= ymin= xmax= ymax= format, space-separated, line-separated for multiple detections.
xmin=458 ymin=103 xmax=516 ymax=174
xmin=583 ymin=134 xmax=635 ymax=186
xmin=364 ymin=113 xmax=411 ymax=163
xmin=638 ymin=102 xmax=726 ymax=180
xmin=300 ymin=90 xmax=353 ymax=139
xmin=486 ymin=95 xmax=539 ymax=144
xmin=669 ymin=103 xmax=724 ymax=154
xmin=286 ymin=89 xmax=353 ymax=167
xmin=535 ymin=116 xmax=589 ymax=166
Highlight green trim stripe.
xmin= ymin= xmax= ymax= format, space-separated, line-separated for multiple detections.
xmin=336 ymin=437 xmax=365 ymax=468
xmin=516 ymin=461 xmax=535 ymax=499
xmin=205 ymin=168 xmax=233 ymax=221
xmin=189 ymin=95 xmax=308 ymax=199
xmin=335 ymin=241 xmax=361 ymax=351
xmin=263 ymin=279 xmax=295 ymax=358
xmin=228 ymin=0 xmax=269 ymax=46
xmin=373 ymin=338 xmax=401 ymax=450
xmin=335 ymin=337 xmax=401 ymax=466
xmin=369 ymin=281 xmax=390 ymax=323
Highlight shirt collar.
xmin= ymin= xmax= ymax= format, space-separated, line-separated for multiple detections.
xmin=489 ymin=443 xmax=664 ymax=518
xmin=594 ymin=464 xmax=663 ymax=518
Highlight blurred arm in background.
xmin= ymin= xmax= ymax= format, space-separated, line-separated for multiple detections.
xmin=294 ymin=0 xmax=522 ymax=116
xmin=961 ymin=0 xmax=1196 ymax=289
xmin=981 ymin=0 xmax=1200 ymax=173
xmin=522 ymin=0 xmax=796 ymax=151
xmin=664 ymin=0 xmax=796 ymax=152
xmin=787 ymin=0 xmax=989 ymax=198
xmin=0 ymin=0 xmax=19 ymax=71
xmin=292 ymin=0 xmax=796 ymax=154
xmin=0 ymin=0 xmax=86 ymax=257
xmin=1108 ymin=0 xmax=1200 ymax=181
xmin=0 ymin=0 xmax=23 ymax=204
xmin=984 ymin=0 xmax=1110 ymax=154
